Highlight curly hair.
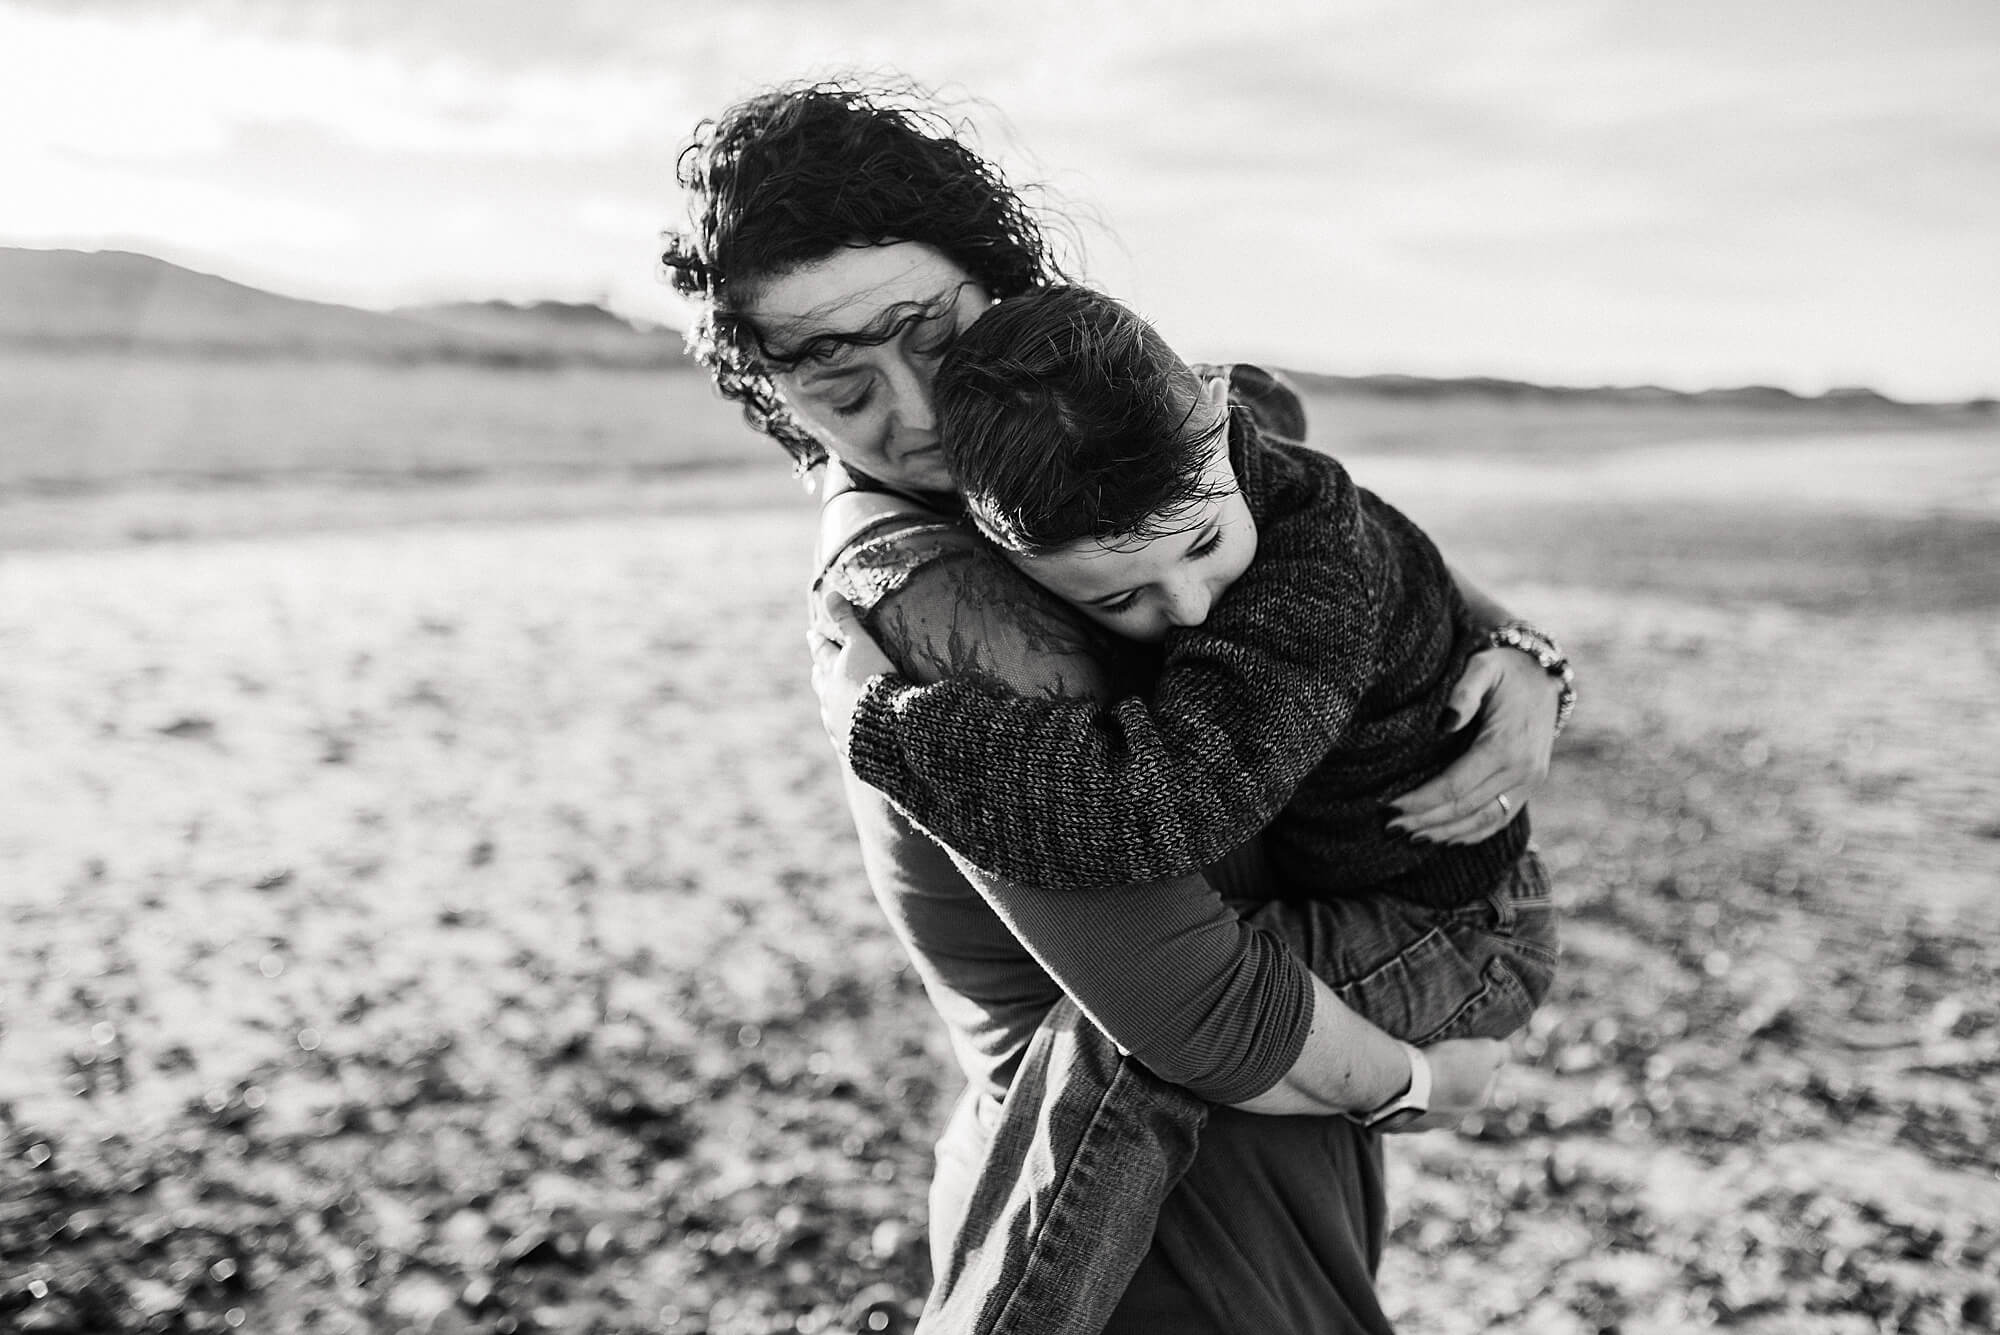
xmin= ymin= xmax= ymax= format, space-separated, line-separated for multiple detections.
xmin=662 ymin=78 xmax=1068 ymax=471
xmin=936 ymin=285 xmax=1236 ymax=555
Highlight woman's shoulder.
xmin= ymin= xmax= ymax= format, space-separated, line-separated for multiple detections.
xmin=815 ymin=485 xmax=988 ymax=617
xmin=815 ymin=474 xmax=1133 ymax=694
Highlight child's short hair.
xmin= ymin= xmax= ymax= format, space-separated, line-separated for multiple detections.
xmin=936 ymin=285 xmax=1235 ymax=555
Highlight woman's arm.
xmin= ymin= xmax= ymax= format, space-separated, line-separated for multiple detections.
xmin=812 ymin=537 xmax=1317 ymax=1099
xmin=824 ymin=580 xmax=1498 ymax=1116
xmin=1449 ymin=562 xmax=1510 ymax=635
xmin=1235 ymin=973 xmax=1503 ymax=1120
xmin=814 ymin=520 xmax=1502 ymax=1115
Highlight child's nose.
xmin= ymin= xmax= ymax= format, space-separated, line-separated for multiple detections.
xmin=1161 ymin=582 xmax=1212 ymax=627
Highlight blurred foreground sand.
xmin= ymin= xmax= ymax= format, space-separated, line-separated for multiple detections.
xmin=2 ymin=433 xmax=1997 ymax=1333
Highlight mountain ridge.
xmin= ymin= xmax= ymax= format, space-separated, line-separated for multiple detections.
xmin=0 ymin=248 xmax=687 ymax=370
xmin=3 ymin=247 xmax=1990 ymax=410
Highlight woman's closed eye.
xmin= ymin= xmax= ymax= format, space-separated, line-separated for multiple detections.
xmin=832 ymin=382 xmax=875 ymax=417
xmin=1188 ymin=528 xmax=1225 ymax=560
xmin=894 ymin=319 xmax=955 ymax=371
xmin=912 ymin=322 xmax=955 ymax=360
xmin=825 ymin=320 xmax=954 ymax=416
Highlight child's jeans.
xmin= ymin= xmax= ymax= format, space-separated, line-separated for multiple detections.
xmin=921 ymin=850 xmax=1558 ymax=1335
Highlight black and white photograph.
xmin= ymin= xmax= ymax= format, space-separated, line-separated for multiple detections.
xmin=2 ymin=2 xmax=1996 ymax=1332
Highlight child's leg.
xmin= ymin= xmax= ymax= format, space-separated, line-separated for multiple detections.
xmin=1235 ymin=850 xmax=1559 ymax=1046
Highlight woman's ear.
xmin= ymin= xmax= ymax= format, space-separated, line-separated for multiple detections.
xmin=1197 ymin=371 xmax=1232 ymax=445
xmin=1199 ymin=371 xmax=1230 ymax=413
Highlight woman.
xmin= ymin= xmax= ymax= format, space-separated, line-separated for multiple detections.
xmin=664 ymin=80 xmax=1564 ymax=1332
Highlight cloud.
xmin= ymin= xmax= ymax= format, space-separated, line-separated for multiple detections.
xmin=1 ymin=7 xmax=678 ymax=164
xmin=4 ymin=0 xmax=1996 ymax=396
xmin=5 ymin=157 xmax=358 ymax=251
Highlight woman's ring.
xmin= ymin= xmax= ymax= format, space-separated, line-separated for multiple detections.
xmin=1495 ymin=792 xmax=1512 ymax=817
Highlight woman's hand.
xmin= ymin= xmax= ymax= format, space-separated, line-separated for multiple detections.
xmin=1388 ymin=646 xmax=1561 ymax=845
xmin=1387 ymin=1037 xmax=1508 ymax=1134
xmin=806 ymin=587 xmax=898 ymax=756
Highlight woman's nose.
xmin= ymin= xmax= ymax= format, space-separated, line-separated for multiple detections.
xmin=886 ymin=358 xmax=936 ymax=433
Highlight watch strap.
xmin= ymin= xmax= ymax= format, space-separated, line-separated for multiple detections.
xmin=1360 ymin=1041 xmax=1431 ymax=1130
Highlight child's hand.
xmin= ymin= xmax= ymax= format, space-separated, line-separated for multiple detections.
xmin=807 ymin=587 xmax=898 ymax=756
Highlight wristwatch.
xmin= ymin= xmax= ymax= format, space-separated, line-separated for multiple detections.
xmin=1358 ymin=1041 xmax=1431 ymax=1132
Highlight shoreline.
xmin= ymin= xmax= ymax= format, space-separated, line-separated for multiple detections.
xmin=5 ymin=426 xmax=1996 ymax=554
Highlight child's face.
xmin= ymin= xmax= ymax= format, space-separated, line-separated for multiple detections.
xmin=1011 ymin=403 xmax=1258 ymax=644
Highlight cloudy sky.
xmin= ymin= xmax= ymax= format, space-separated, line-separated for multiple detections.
xmin=5 ymin=0 xmax=1996 ymax=399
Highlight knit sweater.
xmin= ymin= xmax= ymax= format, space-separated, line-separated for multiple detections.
xmin=845 ymin=377 xmax=1530 ymax=909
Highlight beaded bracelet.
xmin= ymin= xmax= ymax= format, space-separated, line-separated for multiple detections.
xmin=1485 ymin=621 xmax=1576 ymax=737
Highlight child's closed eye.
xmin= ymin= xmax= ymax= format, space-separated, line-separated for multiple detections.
xmin=1188 ymin=529 xmax=1225 ymax=559
xmin=1096 ymin=591 xmax=1141 ymax=614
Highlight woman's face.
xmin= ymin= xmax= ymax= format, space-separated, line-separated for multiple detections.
xmin=740 ymin=242 xmax=993 ymax=491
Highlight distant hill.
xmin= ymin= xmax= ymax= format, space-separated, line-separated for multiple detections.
xmin=392 ymin=298 xmax=685 ymax=367
xmin=2 ymin=248 xmax=1987 ymax=409
xmin=0 ymin=248 xmax=686 ymax=369
xmin=1277 ymin=369 xmax=1990 ymax=413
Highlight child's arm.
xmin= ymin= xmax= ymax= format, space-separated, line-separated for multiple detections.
xmin=832 ymin=517 xmax=1382 ymax=890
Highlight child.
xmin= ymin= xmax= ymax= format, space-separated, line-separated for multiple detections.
xmin=829 ymin=283 xmax=1572 ymax=1122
